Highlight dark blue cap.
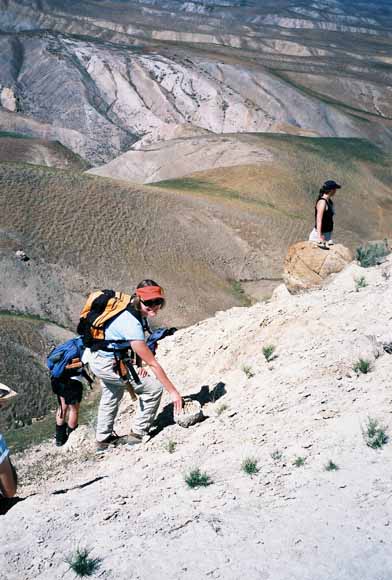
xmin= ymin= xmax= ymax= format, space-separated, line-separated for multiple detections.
xmin=323 ymin=180 xmax=341 ymax=191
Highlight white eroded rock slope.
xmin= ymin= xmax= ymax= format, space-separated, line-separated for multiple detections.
xmin=1 ymin=0 xmax=392 ymax=168
xmin=1 ymin=257 xmax=392 ymax=579
xmin=89 ymin=133 xmax=274 ymax=183
xmin=2 ymin=23 xmax=390 ymax=166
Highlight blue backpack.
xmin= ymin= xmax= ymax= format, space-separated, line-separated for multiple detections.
xmin=146 ymin=327 xmax=177 ymax=355
xmin=47 ymin=336 xmax=85 ymax=379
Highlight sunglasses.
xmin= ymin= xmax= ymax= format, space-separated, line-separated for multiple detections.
xmin=141 ymin=298 xmax=165 ymax=309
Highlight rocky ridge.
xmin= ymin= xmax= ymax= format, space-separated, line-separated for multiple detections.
xmin=1 ymin=254 xmax=392 ymax=579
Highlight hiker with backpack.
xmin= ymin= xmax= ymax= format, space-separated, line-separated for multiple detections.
xmin=51 ymin=364 xmax=92 ymax=447
xmin=81 ymin=280 xmax=183 ymax=453
xmin=47 ymin=337 xmax=93 ymax=446
xmin=309 ymin=180 xmax=341 ymax=248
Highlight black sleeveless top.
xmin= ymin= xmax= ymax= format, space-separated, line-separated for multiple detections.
xmin=315 ymin=196 xmax=334 ymax=233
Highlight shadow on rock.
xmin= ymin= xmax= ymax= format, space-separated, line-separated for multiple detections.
xmin=190 ymin=382 xmax=226 ymax=406
xmin=149 ymin=382 xmax=226 ymax=438
xmin=0 ymin=496 xmax=26 ymax=516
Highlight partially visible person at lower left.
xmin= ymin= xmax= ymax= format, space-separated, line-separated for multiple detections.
xmin=0 ymin=432 xmax=17 ymax=498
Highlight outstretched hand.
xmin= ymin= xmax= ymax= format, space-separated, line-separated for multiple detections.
xmin=172 ymin=392 xmax=183 ymax=414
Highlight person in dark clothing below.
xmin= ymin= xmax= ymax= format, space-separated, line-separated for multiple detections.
xmin=309 ymin=180 xmax=341 ymax=248
xmin=52 ymin=366 xmax=91 ymax=447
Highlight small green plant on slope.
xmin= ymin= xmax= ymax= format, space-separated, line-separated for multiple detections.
xmin=242 ymin=364 xmax=254 ymax=379
xmin=185 ymin=468 xmax=213 ymax=488
xmin=293 ymin=456 xmax=305 ymax=467
xmin=353 ymin=358 xmax=371 ymax=374
xmin=356 ymin=240 xmax=390 ymax=268
xmin=165 ymin=440 xmax=177 ymax=454
xmin=355 ymin=276 xmax=368 ymax=291
xmin=216 ymin=402 xmax=228 ymax=416
xmin=271 ymin=450 xmax=283 ymax=461
xmin=324 ymin=460 xmax=339 ymax=472
xmin=262 ymin=344 xmax=276 ymax=362
xmin=231 ymin=280 xmax=251 ymax=306
xmin=363 ymin=417 xmax=388 ymax=449
xmin=242 ymin=457 xmax=259 ymax=476
xmin=65 ymin=548 xmax=102 ymax=578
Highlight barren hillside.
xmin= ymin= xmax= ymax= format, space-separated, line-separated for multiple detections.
xmin=1 ymin=137 xmax=391 ymax=329
xmin=1 ymin=255 xmax=392 ymax=579
xmin=1 ymin=0 xmax=391 ymax=165
xmin=0 ymin=133 xmax=88 ymax=169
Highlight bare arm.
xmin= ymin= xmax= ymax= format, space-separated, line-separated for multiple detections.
xmin=0 ymin=456 xmax=17 ymax=498
xmin=130 ymin=340 xmax=183 ymax=413
xmin=316 ymin=199 xmax=327 ymax=241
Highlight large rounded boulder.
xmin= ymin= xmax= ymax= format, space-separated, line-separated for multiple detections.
xmin=283 ymin=241 xmax=352 ymax=292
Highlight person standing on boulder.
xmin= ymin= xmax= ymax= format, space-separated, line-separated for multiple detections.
xmin=88 ymin=280 xmax=183 ymax=453
xmin=309 ymin=180 xmax=341 ymax=247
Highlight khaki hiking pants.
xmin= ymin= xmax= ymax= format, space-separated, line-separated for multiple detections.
xmin=89 ymin=352 xmax=163 ymax=443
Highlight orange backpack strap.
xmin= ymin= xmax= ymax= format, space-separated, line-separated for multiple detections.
xmin=79 ymin=290 xmax=103 ymax=320
xmin=90 ymin=292 xmax=131 ymax=340
xmin=77 ymin=290 xmax=131 ymax=344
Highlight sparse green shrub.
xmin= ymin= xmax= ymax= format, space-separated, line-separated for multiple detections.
xmin=363 ymin=417 xmax=388 ymax=449
xmin=65 ymin=548 xmax=102 ymax=578
xmin=324 ymin=460 xmax=339 ymax=471
xmin=185 ymin=468 xmax=213 ymax=488
xmin=353 ymin=358 xmax=371 ymax=374
xmin=242 ymin=364 xmax=254 ymax=379
xmin=356 ymin=240 xmax=390 ymax=268
xmin=293 ymin=456 xmax=305 ymax=467
xmin=262 ymin=344 xmax=276 ymax=362
xmin=230 ymin=280 xmax=251 ymax=306
xmin=355 ymin=276 xmax=368 ymax=291
xmin=165 ymin=440 xmax=177 ymax=454
xmin=216 ymin=403 xmax=228 ymax=416
xmin=241 ymin=457 xmax=259 ymax=476
xmin=271 ymin=450 xmax=282 ymax=461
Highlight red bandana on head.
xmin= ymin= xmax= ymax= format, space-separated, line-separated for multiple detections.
xmin=135 ymin=286 xmax=164 ymax=301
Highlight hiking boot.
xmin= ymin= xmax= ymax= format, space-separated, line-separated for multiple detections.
xmin=55 ymin=423 xmax=68 ymax=447
xmin=124 ymin=432 xmax=143 ymax=447
xmin=95 ymin=433 xmax=121 ymax=454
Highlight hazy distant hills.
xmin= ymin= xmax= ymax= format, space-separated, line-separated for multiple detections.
xmin=0 ymin=132 xmax=88 ymax=168
xmin=2 ymin=28 xmax=390 ymax=166
xmin=1 ymin=0 xmax=392 ymax=164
